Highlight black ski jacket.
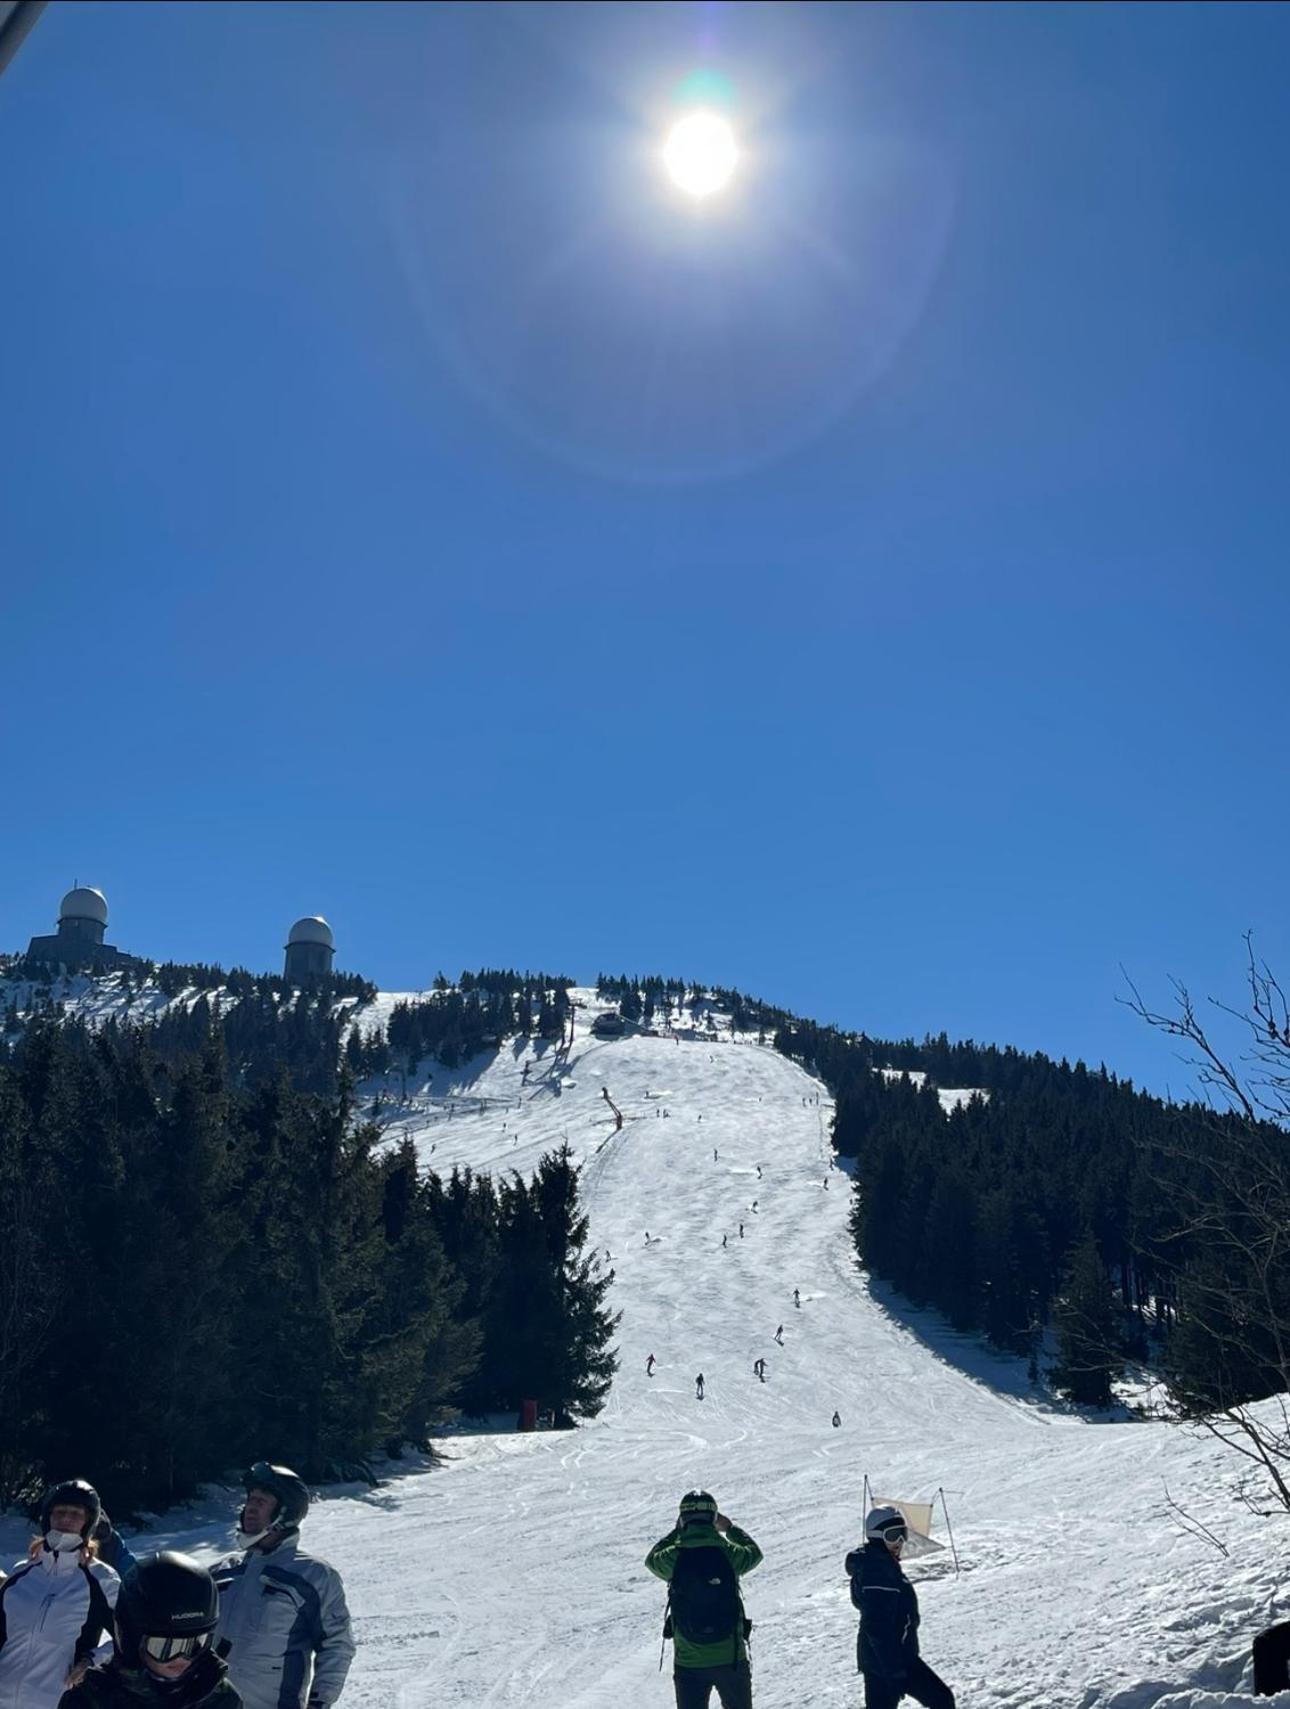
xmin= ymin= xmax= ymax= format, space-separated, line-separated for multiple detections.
xmin=844 ymin=1540 xmax=920 ymax=1682
xmin=58 ymin=1652 xmax=241 ymax=1709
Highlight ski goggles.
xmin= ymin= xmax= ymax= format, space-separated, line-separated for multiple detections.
xmin=872 ymin=1520 xmax=908 ymax=1543
xmin=141 ymin=1632 xmax=213 ymax=1663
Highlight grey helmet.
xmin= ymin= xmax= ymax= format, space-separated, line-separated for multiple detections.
xmin=864 ymin=1505 xmax=908 ymax=1544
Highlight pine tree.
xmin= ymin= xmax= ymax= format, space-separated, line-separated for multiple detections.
xmin=1052 ymin=1235 xmax=1121 ymax=1407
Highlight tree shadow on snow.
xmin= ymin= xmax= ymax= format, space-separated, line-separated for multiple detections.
xmin=862 ymin=1275 xmax=1135 ymax=1422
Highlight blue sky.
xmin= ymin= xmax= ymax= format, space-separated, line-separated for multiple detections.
xmin=2 ymin=1 xmax=1286 ymax=1096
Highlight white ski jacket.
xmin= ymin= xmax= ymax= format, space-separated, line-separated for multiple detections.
xmin=211 ymin=1534 xmax=354 ymax=1709
xmin=0 ymin=1547 xmax=119 ymax=1709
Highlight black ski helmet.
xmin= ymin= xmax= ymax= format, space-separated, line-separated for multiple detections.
xmin=115 ymin=1552 xmax=219 ymax=1664
xmin=242 ymin=1462 xmax=309 ymax=1528
xmin=39 ymin=1478 xmax=102 ymax=1539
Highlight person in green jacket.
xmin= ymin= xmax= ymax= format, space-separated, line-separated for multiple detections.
xmin=646 ymin=1490 xmax=763 ymax=1709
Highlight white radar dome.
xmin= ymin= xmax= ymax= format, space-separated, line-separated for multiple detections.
xmin=59 ymin=887 xmax=109 ymax=926
xmin=287 ymin=916 xmax=334 ymax=948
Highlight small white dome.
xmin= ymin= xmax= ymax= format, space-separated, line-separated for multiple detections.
xmin=59 ymin=887 xmax=109 ymax=926
xmin=287 ymin=916 xmax=334 ymax=948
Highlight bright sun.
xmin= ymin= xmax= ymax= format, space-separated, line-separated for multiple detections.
xmin=662 ymin=111 xmax=738 ymax=198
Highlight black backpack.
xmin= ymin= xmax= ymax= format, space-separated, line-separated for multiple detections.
xmin=666 ymin=1546 xmax=742 ymax=1645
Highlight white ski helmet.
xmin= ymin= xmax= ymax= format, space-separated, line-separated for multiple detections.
xmin=865 ymin=1505 xmax=907 ymax=1544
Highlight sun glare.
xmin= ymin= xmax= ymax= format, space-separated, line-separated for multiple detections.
xmin=663 ymin=111 xmax=738 ymax=198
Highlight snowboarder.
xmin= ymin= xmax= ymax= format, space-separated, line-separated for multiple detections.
xmin=0 ymin=1480 xmax=120 ymax=1709
xmin=695 ymin=1374 xmax=705 ymax=1401
xmin=58 ymin=1551 xmax=235 ymax=1709
xmin=647 ymin=1354 xmax=656 ymax=1377
xmin=210 ymin=1464 xmax=354 ymax=1709
xmin=846 ymin=1509 xmax=954 ymax=1709
xmin=832 ymin=1411 xmax=842 ymax=1428
xmin=774 ymin=1326 xmax=784 ymax=1345
xmin=793 ymin=1288 xmax=800 ymax=1308
xmin=645 ymin=1490 xmax=762 ymax=1709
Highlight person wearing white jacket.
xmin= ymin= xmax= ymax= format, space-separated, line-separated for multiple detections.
xmin=0 ymin=1480 xmax=120 ymax=1709
xmin=210 ymin=1465 xmax=353 ymax=1709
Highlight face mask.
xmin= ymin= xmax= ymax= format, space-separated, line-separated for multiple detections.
xmin=45 ymin=1529 xmax=84 ymax=1553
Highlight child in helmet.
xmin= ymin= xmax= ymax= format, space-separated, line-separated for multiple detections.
xmin=61 ymin=1552 xmax=237 ymax=1709
xmin=845 ymin=1508 xmax=954 ymax=1709
xmin=0 ymin=1480 xmax=119 ymax=1709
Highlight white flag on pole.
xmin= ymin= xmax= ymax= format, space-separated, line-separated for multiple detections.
xmin=871 ymin=1495 xmax=944 ymax=1560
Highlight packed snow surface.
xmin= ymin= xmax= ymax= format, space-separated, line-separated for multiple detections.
xmin=5 ymin=990 xmax=1286 ymax=1707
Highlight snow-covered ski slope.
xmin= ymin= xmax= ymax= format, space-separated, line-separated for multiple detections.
xmin=339 ymin=1016 xmax=1280 ymax=1709
xmin=4 ymin=986 xmax=1284 ymax=1707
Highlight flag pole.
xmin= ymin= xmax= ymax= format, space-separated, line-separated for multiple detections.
xmin=937 ymin=1487 xmax=961 ymax=1577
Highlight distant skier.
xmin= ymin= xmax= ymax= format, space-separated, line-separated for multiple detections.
xmin=846 ymin=1508 xmax=954 ymax=1709
xmin=793 ymin=1288 xmax=800 ymax=1308
xmin=774 ymin=1326 xmax=784 ymax=1345
xmin=646 ymin=1232 xmax=651 ymax=1245
xmin=645 ymin=1489 xmax=762 ymax=1709
xmin=832 ymin=1411 xmax=841 ymax=1428
xmin=695 ymin=1374 xmax=705 ymax=1402
xmin=751 ymin=1201 xmax=758 ymax=1213
xmin=647 ymin=1354 xmax=656 ymax=1377
xmin=714 ymin=1148 xmax=718 ymax=1162
xmin=722 ymin=1234 xmax=728 ymax=1249
xmin=739 ymin=1223 xmax=744 ymax=1239
xmin=753 ymin=1359 xmax=765 ymax=1383
xmin=755 ymin=1165 xmax=761 ymax=1180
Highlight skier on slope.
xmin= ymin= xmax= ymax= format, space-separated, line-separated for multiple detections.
xmin=0 ymin=1481 xmax=120 ymax=1709
xmin=695 ymin=1374 xmax=705 ymax=1401
xmin=793 ymin=1289 xmax=800 ymax=1308
xmin=58 ymin=1554 xmax=236 ymax=1709
xmin=846 ymin=1509 xmax=954 ymax=1709
xmin=646 ymin=1491 xmax=762 ymax=1709
xmin=832 ymin=1411 xmax=841 ymax=1428
xmin=210 ymin=1465 xmax=354 ymax=1709
xmin=647 ymin=1354 xmax=656 ymax=1376
xmin=774 ymin=1326 xmax=784 ymax=1345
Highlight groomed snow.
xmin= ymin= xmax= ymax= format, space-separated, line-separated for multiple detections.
xmin=4 ymin=988 xmax=1286 ymax=1707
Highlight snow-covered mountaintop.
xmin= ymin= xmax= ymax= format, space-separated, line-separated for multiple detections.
xmin=2 ymin=988 xmax=1281 ymax=1707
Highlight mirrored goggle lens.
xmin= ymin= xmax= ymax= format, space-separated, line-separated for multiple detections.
xmin=880 ymin=1526 xmax=908 ymax=1544
xmin=141 ymin=1632 xmax=212 ymax=1663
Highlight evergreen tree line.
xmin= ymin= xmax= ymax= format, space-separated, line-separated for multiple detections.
xmin=772 ymin=1016 xmax=1289 ymax=1409
xmin=2 ymin=954 xmax=376 ymax=1002
xmin=382 ymin=976 xmax=574 ymax=1071
xmin=0 ymin=1015 xmax=617 ymax=1515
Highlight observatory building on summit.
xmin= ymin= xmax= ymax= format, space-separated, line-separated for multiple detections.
xmin=26 ymin=887 xmax=139 ymax=972
xmin=284 ymin=916 xmax=335 ymax=982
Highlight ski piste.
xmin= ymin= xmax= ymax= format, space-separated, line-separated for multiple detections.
xmin=0 ymin=983 xmax=1279 ymax=1707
